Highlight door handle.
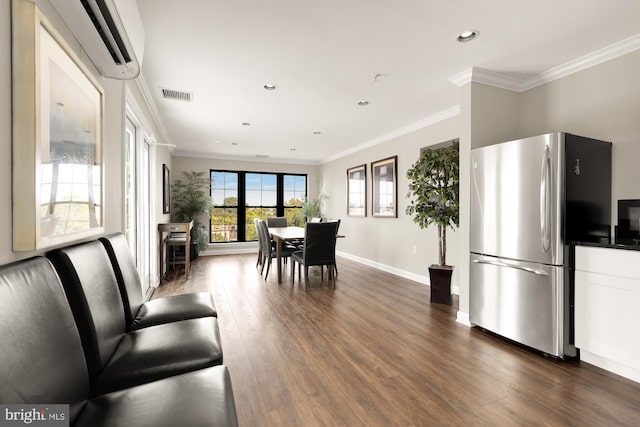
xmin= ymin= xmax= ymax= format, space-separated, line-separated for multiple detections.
xmin=540 ymin=146 xmax=552 ymax=253
xmin=473 ymin=259 xmax=549 ymax=276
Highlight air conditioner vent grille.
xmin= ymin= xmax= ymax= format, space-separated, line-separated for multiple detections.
xmin=161 ymin=88 xmax=193 ymax=102
xmin=81 ymin=0 xmax=131 ymax=64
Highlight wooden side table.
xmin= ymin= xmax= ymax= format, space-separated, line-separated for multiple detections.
xmin=158 ymin=221 xmax=193 ymax=281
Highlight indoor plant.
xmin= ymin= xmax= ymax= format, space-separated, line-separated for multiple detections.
xmin=406 ymin=140 xmax=459 ymax=304
xmin=297 ymin=193 xmax=328 ymax=224
xmin=171 ymin=171 xmax=213 ymax=257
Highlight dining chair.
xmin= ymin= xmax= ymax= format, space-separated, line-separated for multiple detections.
xmin=257 ymin=219 xmax=295 ymax=280
xmin=323 ymin=219 xmax=341 ymax=276
xmin=266 ymin=216 xmax=287 ymax=227
xmin=268 ymin=215 xmax=303 ymax=248
xmin=254 ymin=218 xmax=263 ymax=269
xmin=291 ymin=221 xmax=339 ymax=291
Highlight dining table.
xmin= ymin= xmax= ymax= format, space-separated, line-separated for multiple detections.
xmin=268 ymin=226 xmax=305 ymax=283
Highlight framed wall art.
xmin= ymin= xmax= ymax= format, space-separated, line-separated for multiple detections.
xmin=371 ymin=156 xmax=398 ymax=218
xmin=163 ymin=164 xmax=171 ymax=214
xmin=12 ymin=0 xmax=105 ymax=250
xmin=347 ymin=164 xmax=367 ymax=217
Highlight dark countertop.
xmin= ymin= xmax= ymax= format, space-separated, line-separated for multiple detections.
xmin=573 ymin=241 xmax=640 ymax=251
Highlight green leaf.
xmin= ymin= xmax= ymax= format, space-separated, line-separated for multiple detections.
xmin=405 ymin=140 xmax=459 ymax=266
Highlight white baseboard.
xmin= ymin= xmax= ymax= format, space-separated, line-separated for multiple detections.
xmin=201 ymin=242 xmax=258 ymax=256
xmin=336 ymin=250 xmax=429 ymax=285
xmin=336 ymin=250 xmax=461 ymax=295
xmin=579 ymin=350 xmax=640 ymax=384
xmin=196 ymin=247 xmax=464 ymax=300
xmin=456 ymin=311 xmax=472 ymax=327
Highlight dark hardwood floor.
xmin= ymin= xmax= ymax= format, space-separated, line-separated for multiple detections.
xmin=153 ymin=254 xmax=640 ymax=426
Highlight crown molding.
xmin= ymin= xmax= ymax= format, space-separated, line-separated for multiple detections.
xmin=131 ymin=71 xmax=172 ymax=145
xmin=173 ymin=149 xmax=321 ymax=166
xmin=321 ymin=105 xmax=460 ymax=164
xmin=450 ymin=32 xmax=640 ymax=93
xmin=449 ymin=68 xmax=523 ymax=92
xmin=520 ymin=33 xmax=640 ymax=91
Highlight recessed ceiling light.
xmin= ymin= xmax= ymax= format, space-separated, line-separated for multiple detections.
xmin=457 ymin=30 xmax=478 ymax=42
xmin=313 ymin=131 xmax=322 ymax=135
xmin=231 ymin=142 xmax=239 ymax=146
xmin=242 ymin=122 xmax=251 ymax=126
xmin=289 ymin=147 xmax=296 ymax=151
xmin=263 ymin=84 xmax=277 ymax=90
xmin=357 ymin=101 xmax=369 ymax=106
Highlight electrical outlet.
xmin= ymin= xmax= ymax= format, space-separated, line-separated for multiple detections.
xmin=412 ymin=245 xmax=417 ymax=254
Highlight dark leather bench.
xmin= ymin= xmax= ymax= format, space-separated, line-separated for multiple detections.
xmin=99 ymin=233 xmax=217 ymax=330
xmin=47 ymin=240 xmax=224 ymax=395
xmin=0 ymin=256 xmax=238 ymax=426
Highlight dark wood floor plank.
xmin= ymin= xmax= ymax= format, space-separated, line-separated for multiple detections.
xmin=153 ymin=254 xmax=640 ymax=426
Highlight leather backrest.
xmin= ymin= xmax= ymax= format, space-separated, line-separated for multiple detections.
xmin=0 ymin=257 xmax=88 ymax=421
xmin=99 ymin=233 xmax=144 ymax=326
xmin=256 ymin=220 xmax=271 ymax=256
xmin=303 ymin=221 xmax=339 ymax=265
xmin=266 ymin=216 xmax=287 ymax=227
xmin=48 ymin=241 xmax=127 ymax=379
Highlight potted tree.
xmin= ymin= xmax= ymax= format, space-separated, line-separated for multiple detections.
xmin=171 ymin=171 xmax=213 ymax=258
xmin=406 ymin=140 xmax=459 ymax=304
xmin=296 ymin=193 xmax=328 ymax=224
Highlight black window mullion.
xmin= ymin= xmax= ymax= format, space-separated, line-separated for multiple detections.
xmin=276 ymin=174 xmax=284 ymax=217
xmin=237 ymin=172 xmax=246 ymax=242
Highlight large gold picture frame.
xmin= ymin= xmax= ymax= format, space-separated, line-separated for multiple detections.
xmin=12 ymin=0 xmax=105 ymax=250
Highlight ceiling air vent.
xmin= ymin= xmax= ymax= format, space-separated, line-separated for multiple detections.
xmin=161 ymin=88 xmax=193 ymax=102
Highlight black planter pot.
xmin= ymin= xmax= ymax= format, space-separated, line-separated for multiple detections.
xmin=428 ymin=265 xmax=453 ymax=305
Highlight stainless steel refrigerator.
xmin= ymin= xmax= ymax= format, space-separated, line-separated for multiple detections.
xmin=469 ymin=132 xmax=611 ymax=358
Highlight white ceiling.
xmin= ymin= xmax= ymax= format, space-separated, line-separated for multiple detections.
xmin=136 ymin=0 xmax=640 ymax=164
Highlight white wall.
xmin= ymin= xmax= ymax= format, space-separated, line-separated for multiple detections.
xmin=516 ymin=50 xmax=640 ymax=221
xmin=171 ymin=155 xmax=321 ymax=254
xmin=319 ymin=115 xmax=463 ymax=289
xmin=172 ymin=157 xmax=321 ymax=200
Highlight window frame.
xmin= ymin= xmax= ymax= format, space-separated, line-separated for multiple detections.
xmin=210 ymin=170 xmax=307 ymax=243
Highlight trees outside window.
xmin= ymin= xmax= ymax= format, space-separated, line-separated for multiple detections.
xmin=210 ymin=170 xmax=307 ymax=243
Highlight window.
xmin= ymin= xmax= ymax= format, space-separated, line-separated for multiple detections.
xmin=210 ymin=170 xmax=307 ymax=242
xmin=211 ymin=171 xmax=239 ymax=242
xmin=283 ymin=175 xmax=306 ymax=226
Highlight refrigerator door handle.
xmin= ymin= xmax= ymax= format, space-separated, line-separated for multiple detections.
xmin=540 ymin=146 xmax=552 ymax=252
xmin=472 ymin=259 xmax=549 ymax=276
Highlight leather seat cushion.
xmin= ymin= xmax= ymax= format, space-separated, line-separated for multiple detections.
xmin=75 ymin=366 xmax=238 ymax=427
xmin=131 ymin=292 xmax=217 ymax=330
xmin=95 ymin=317 xmax=223 ymax=395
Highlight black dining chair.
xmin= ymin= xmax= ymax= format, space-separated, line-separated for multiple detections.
xmin=291 ymin=221 xmax=339 ymax=291
xmin=257 ymin=219 xmax=295 ymax=280
xmin=323 ymin=219 xmax=341 ymax=276
xmin=266 ymin=216 xmax=288 ymax=227
xmin=267 ymin=216 xmax=304 ymax=248
xmin=254 ymin=218 xmax=263 ymax=269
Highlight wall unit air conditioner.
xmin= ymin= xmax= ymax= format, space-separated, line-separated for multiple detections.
xmin=50 ymin=0 xmax=145 ymax=80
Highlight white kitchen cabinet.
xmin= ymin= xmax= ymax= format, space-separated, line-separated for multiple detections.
xmin=574 ymin=245 xmax=640 ymax=383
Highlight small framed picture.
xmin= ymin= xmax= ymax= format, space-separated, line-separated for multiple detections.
xmin=163 ymin=164 xmax=171 ymax=214
xmin=347 ymin=164 xmax=367 ymax=217
xmin=371 ymin=156 xmax=398 ymax=218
